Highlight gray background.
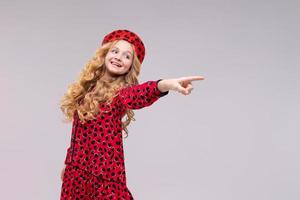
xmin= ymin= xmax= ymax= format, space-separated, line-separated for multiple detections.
xmin=1 ymin=0 xmax=299 ymax=199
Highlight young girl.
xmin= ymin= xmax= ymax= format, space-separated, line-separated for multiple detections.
xmin=59 ymin=29 xmax=204 ymax=199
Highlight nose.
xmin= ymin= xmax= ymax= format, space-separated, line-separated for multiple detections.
xmin=114 ymin=57 xmax=121 ymax=61
xmin=114 ymin=52 xmax=122 ymax=61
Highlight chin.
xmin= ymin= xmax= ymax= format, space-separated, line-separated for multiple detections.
xmin=107 ymin=71 xmax=127 ymax=78
xmin=110 ymin=68 xmax=128 ymax=75
xmin=105 ymin=65 xmax=128 ymax=78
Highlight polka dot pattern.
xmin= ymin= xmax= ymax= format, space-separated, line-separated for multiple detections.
xmin=60 ymin=164 xmax=134 ymax=200
xmin=101 ymin=29 xmax=146 ymax=64
xmin=60 ymin=80 xmax=169 ymax=199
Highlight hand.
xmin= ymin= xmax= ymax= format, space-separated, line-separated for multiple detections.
xmin=161 ymin=76 xmax=205 ymax=95
xmin=61 ymin=164 xmax=66 ymax=181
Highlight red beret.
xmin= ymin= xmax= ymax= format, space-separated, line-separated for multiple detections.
xmin=101 ymin=29 xmax=146 ymax=64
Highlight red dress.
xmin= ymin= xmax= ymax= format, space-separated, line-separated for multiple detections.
xmin=60 ymin=80 xmax=169 ymax=200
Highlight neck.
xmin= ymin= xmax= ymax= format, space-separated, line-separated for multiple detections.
xmin=101 ymin=71 xmax=117 ymax=82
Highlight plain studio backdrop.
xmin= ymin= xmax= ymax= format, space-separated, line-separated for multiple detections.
xmin=1 ymin=0 xmax=299 ymax=199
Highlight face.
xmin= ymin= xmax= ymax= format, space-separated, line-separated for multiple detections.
xmin=103 ymin=40 xmax=134 ymax=79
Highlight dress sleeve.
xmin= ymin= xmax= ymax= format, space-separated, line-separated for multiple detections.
xmin=118 ymin=79 xmax=169 ymax=110
xmin=64 ymin=113 xmax=78 ymax=165
xmin=64 ymin=147 xmax=72 ymax=164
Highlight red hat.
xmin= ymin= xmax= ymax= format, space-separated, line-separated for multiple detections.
xmin=101 ymin=29 xmax=146 ymax=64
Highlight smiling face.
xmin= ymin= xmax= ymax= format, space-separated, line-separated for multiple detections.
xmin=103 ymin=40 xmax=134 ymax=79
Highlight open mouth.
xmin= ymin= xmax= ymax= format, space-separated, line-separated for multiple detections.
xmin=111 ymin=61 xmax=122 ymax=68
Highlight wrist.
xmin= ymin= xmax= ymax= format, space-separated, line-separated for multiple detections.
xmin=157 ymin=79 xmax=169 ymax=93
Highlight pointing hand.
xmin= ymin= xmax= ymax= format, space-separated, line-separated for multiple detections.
xmin=158 ymin=76 xmax=205 ymax=95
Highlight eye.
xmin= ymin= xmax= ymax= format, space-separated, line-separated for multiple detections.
xmin=126 ymin=55 xmax=131 ymax=59
xmin=112 ymin=49 xmax=118 ymax=53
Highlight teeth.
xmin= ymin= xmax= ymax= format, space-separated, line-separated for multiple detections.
xmin=111 ymin=62 xmax=121 ymax=67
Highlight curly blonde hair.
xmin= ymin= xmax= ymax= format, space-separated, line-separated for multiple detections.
xmin=60 ymin=40 xmax=141 ymax=138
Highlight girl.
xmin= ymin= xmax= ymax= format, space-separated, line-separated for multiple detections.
xmin=59 ymin=29 xmax=204 ymax=200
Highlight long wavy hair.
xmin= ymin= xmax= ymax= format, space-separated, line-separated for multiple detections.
xmin=60 ymin=40 xmax=141 ymax=138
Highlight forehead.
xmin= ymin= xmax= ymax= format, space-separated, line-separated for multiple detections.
xmin=112 ymin=40 xmax=133 ymax=52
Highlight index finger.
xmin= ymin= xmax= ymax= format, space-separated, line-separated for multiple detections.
xmin=179 ymin=76 xmax=205 ymax=82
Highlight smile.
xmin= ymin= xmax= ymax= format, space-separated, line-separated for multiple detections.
xmin=111 ymin=61 xmax=122 ymax=67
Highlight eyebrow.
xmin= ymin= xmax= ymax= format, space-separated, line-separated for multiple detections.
xmin=112 ymin=47 xmax=132 ymax=55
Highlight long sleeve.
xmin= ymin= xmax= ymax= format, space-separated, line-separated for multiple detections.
xmin=64 ymin=112 xmax=78 ymax=165
xmin=64 ymin=147 xmax=72 ymax=164
xmin=118 ymin=79 xmax=169 ymax=110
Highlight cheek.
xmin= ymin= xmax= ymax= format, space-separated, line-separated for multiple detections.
xmin=124 ymin=63 xmax=131 ymax=71
xmin=124 ymin=59 xmax=133 ymax=68
xmin=104 ymin=55 xmax=111 ymax=64
xmin=105 ymin=52 xmax=113 ymax=60
xmin=104 ymin=58 xmax=109 ymax=66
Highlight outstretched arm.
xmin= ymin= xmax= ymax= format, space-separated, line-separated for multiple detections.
xmin=118 ymin=79 xmax=169 ymax=110
xmin=157 ymin=76 xmax=205 ymax=95
xmin=118 ymin=76 xmax=205 ymax=110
